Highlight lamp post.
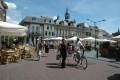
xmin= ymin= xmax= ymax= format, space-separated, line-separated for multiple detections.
xmin=87 ymin=19 xmax=105 ymax=58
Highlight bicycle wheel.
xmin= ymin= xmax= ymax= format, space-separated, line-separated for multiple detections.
xmin=81 ymin=56 xmax=88 ymax=69
xmin=73 ymin=54 xmax=80 ymax=66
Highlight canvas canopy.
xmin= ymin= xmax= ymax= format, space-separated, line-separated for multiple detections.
xmin=42 ymin=38 xmax=50 ymax=41
xmin=111 ymin=35 xmax=120 ymax=40
xmin=66 ymin=36 xmax=77 ymax=41
xmin=83 ymin=37 xmax=95 ymax=41
xmin=0 ymin=21 xmax=27 ymax=53
xmin=0 ymin=21 xmax=26 ymax=29
xmin=1 ymin=32 xmax=27 ymax=36
xmin=50 ymin=37 xmax=63 ymax=40
xmin=96 ymin=39 xmax=116 ymax=43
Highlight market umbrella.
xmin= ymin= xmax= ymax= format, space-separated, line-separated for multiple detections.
xmin=111 ymin=35 xmax=120 ymax=40
xmin=42 ymin=38 xmax=50 ymax=41
xmin=66 ymin=36 xmax=77 ymax=41
xmin=0 ymin=21 xmax=27 ymax=55
xmin=83 ymin=37 xmax=95 ymax=41
xmin=50 ymin=37 xmax=63 ymax=40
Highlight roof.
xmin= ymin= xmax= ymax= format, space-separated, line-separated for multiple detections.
xmin=21 ymin=16 xmax=54 ymax=24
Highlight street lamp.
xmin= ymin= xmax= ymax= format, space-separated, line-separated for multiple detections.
xmin=87 ymin=19 xmax=106 ymax=57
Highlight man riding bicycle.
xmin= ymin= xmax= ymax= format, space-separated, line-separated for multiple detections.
xmin=73 ymin=38 xmax=85 ymax=55
xmin=73 ymin=38 xmax=88 ymax=69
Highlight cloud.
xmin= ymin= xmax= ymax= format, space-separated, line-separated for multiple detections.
xmin=72 ymin=0 xmax=118 ymax=15
xmin=23 ymin=6 xmax=28 ymax=10
xmin=6 ymin=16 xmax=19 ymax=24
xmin=72 ymin=0 xmax=100 ymax=14
xmin=53 ymin=16 xmax=57 ymax=20
xmin=99 ymin=17 xmax=120 ymax=33
xmin=5 ymin=2 xmax=17 ymax=9
xmin=5 ymin=1 xmax=21 ymax=24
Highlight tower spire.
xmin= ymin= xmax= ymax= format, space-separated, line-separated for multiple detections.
xmin=65 ymin=7 xmax=70 ymax=22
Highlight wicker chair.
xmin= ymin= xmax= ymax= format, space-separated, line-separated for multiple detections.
xmin=1 ymin=51 xmax=13 ymax=64
xmin=29 ymin=47 xmax=35 ymax=58
xmin=13 ymin=48 xmax=22 ymax=63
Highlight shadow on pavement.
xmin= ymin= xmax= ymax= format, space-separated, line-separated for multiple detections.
xmin=46 ymin=63 xmax=59 ymax=65
xmin=46 ymin=63 xmax=60 ymax=68
xmin=46 ymin=63 xmax=87 ymax=70
xmin=107 ymin=74 xmax=120 ymax=80
xmin=108 ymin=64 xmax=120 ymax=68
xmin=46 ymin=66 xmax=60 ymax=68
xmin=24 ymin=58 xmax=39 ymax=61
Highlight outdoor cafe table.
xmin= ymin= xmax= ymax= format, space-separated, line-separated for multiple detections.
xmin=1 ymin=49 xmax=15 ymax=64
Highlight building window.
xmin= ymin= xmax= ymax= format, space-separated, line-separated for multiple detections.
xmin=89 ymin=32 xmax=91 ymax=36
xmin=44 ymin=19 xmax=48 ymax=22
xmin=36 ymin=27 xmax=39 ymax=34
xmin=49 ymin=20 xmax=51 ymax=23
xmin=47 ymin=26 xmax=49 ymax=29
xmin=32 ymin=17 xmax=36 ymax=21
xmin=49 ymin=31 xmax=51 ymax=35
xmin=86 ymin=32 xmax=88 ymax=36
xmin=45 ymin=31 xmax=47 ymax=36
xmin=32 ymin=26 xmax=34 ymax=33
xmin=40 ymin=27 xmax=43 ymax=34
xmin=50 ymin=26 xmax=52 ymax=30
xmin=44 ymin=19 xmax=46 ymax=22
xmin=52 ymin=32 xmax=54 ymax=36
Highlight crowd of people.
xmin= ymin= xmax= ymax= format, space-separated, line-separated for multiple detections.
xmin=56 ymin=38 xmax=85 ymax=68
xmin=35 ymin=37 xmax=85 ymax=68
xmin=1 ymin=37 xmax=85 ymax=67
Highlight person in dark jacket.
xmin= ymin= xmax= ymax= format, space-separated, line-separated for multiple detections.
xmin=44 ymin=41 xmax=50 ymax=57
xmin=60 ymin=39 xmax=67 ymax=68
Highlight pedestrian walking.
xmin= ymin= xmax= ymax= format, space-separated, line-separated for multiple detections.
xmin=42 ymin=41 xmax=45 ymax=52
xmin=59 ymin=39 xmax=67 ymax=68
xmin=35 ymin=40 xmax=42 ymax=60
xmin=44 ymin=41 xmax=50 ymax=57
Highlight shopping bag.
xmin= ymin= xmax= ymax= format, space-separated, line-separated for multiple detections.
xmin=56 ymin=52 xmax=61 ymax=60
xmin=39 ymin=50 xmax=42 ymax=55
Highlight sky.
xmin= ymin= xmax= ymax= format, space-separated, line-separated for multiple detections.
xmin=4 ymin=0 xmax=120 ymax=34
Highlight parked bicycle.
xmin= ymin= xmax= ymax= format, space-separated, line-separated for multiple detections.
xmin=73 ymin=48 xmax=88 ymax=69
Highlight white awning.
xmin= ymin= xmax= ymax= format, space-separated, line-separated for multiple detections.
xmin=0 ymin=21 xmax=27 ymax=36
xmin=66 ymin=36 xmax=77 ymax=41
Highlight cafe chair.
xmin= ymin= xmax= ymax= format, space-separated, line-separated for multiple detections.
xmin=13 ymin=49 xmax=22 ymax=63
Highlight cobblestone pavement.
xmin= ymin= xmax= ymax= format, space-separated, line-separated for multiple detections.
xmin=0 ymin=49 xmax=120 ymax=80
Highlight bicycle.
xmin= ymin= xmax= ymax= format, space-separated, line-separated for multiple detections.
xmin=73 ymin=49 xmax=88 ymax=69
